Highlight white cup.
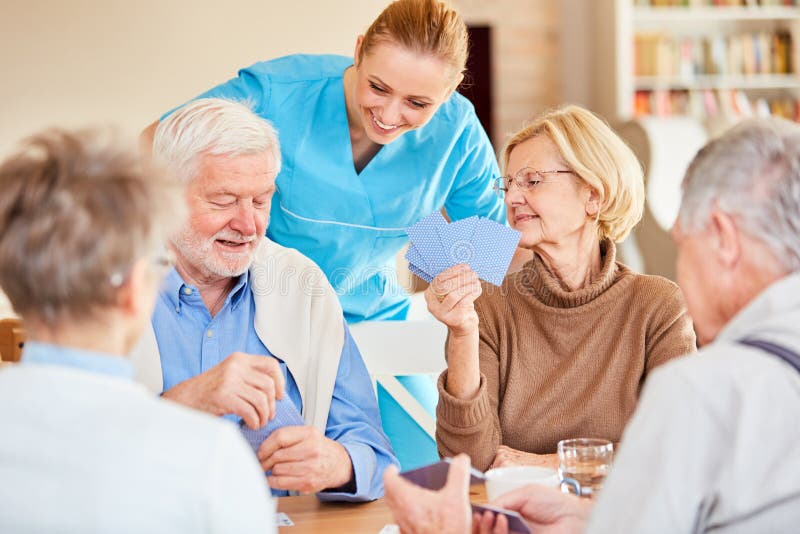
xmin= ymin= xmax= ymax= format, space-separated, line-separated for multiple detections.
xmin=484 ymin=466 xmax=560 ymax=501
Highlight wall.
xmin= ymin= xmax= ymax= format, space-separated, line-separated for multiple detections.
xmin=0 ymin=0 xmax=386 ymax=317
xmin=0 ymin=0 xmax=386 ymax=158
xmin=454 ymin=0 xmax=565 ymax=149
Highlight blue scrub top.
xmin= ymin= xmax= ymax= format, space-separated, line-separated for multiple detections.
xmin=175 ymin=54 xmax=505 ymax=323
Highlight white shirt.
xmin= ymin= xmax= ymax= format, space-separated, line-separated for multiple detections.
xmin=588 ymin=273 xmax=800 ymax=533
xmin=0 ymin=344 xmax=275 ymax=534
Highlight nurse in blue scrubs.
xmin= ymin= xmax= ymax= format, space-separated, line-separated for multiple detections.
xmin=145 ymin=0 xmax=508 ymax=323
xmin=144 ymin=0 xmax=511 ymax=468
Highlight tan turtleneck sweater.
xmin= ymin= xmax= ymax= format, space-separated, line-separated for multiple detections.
xmin=435 ymin=241 xmax=697 ymax=471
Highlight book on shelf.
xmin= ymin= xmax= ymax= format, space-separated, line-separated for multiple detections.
xmin=633 ymin=88 xmax=800 ymax=122
xmin=634 ymin=30 xmax=792 ymax=77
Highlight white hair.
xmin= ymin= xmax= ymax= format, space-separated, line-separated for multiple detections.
xmin=152 ymin=98 xmax=281 ymax=182
xmin=678 ymin=117 xmax=800 ymax=271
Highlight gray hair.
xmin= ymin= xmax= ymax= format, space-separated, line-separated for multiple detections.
xmin=152 ymin=98 xmax=281 ymax=183
xmin=678 ymin=117 xmax=800 ymax=271
xmin=0 ymin=128 xmax=182 ymax=326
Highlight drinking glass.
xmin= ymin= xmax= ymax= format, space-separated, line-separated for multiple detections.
xmin=557 ymin=438 xmax=613 ymax=499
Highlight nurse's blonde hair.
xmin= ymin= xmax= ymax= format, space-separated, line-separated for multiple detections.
xmin=503 ymin=105 xmax=645 ymax=243
xmin=359 ymin=0 xmax=468 ymax=83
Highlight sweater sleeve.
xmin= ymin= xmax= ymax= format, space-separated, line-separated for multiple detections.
xmin=435 ymin=306 xmax=503 ymax=471
xmin=644 ymin=285 xmax=697 ymax=374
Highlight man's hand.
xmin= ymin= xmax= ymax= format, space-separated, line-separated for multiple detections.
xmin=473 ymin=484 xmax=592 ymax=534
xmin=161 ymin=352 xmax=285 ymax=430
xmin=491 ymin=445 xmax=559 ymax=470
xmin=258 ymin=426 xmax=353 ymax=493
xmin=384 ymin=454 xmax=472 ymax=534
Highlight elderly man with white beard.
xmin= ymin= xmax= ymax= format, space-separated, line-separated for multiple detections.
xmin=132 ymin=98 xmax=397 ymax=502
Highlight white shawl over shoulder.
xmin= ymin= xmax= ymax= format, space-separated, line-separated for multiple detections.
xmin=129 ymin=239 xmax=345 ymax=434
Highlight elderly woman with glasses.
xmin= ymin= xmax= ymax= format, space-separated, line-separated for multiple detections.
xmin=427 ymin=105 xmax=697 ymax=471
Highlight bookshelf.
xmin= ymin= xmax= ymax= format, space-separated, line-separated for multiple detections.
xmin=595 ymin=0 xmax=800 ymax=122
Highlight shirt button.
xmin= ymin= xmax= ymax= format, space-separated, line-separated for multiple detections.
xmin=174 ymin=306 xmax=180 ymax=313
xmin=182 ymin=287 xmax=193 ymax=295
xmin=206 ymin=330 xmax=213 ymax=338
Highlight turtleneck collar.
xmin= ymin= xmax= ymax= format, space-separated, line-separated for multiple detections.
xmin=520 ymin=238 xmax=620 ymax=308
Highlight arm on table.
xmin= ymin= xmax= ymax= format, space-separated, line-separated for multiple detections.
xmin=258 ymin=323 xmax=399 ymax=501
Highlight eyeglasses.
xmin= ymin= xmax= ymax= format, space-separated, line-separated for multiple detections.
xmin=493 ymin=168 xmax=575 ymax=197
xmin=109 ymin=248 xmax=175 ymax=288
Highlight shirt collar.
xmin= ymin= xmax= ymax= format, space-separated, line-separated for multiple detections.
xmin=716 ymin=272 xmax=800 ymax=342
xmin=21 ymin=341 xmax=134 ymax=380
xmin=164 ymin=267 xmax=250 ymax=313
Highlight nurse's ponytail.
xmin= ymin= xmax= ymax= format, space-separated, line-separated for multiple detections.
xmin=359 ymin=0 xmax=468 ymax=83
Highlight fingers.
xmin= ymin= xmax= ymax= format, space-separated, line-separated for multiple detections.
xmin=237 ymin=353 xmax=285 ymax=401
xmin=248 ymin=356 xmax=286 ymax=400
xmin=226 ymin=395 xmax=263 ymax=430
xmin=258 ymin=433 xmax=309 ymax=472
xmin=492 ymin=484 xmax=566 ymax=515
xmin=257 ymin=426 xmax=307 ymax=464
xmin=383 ymin=464 xmax=418 ymax=503
xmin=477 ymin=510 xmax=497 ymax=534
xmin=234 ymin=383 xmax=273 ymax=429
xmin=444 ymin=454 xmax=472 ymax=498
xmin=384 ymin=465 xmax=433 ymax=524
xmin=492 ymin=512 xmax=509 ymax=534
xmin=429 ymin=265 xmax=479 ymax=297
xmin=266 ymin=474 xmax=312 ymax=493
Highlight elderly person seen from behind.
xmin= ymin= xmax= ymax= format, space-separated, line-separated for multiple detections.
xmin=0 ymin=129 xmax=274 ymax=532
xmin=430 ymin=105 xmax=696 ymax=470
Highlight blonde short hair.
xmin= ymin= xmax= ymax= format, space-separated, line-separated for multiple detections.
xmin=0 ymin=128 xmax=181 ymax=326
xmin=502 ymin=105 xmax=644 ymax=242
xmin=359 ymin=0 xmax=468 ymax=83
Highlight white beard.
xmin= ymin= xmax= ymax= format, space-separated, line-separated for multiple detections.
xmin=171 ymin=224 xmax=260 ymax=279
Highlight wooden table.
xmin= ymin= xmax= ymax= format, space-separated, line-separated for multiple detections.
xmin=277 ymin=485 xmax=487 ymax=533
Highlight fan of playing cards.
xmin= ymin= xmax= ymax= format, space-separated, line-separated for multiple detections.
xmin=405 ymin=212 xmax=521 ymax=286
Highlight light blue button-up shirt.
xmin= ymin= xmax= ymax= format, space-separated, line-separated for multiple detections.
xmin=22 ymin=341 xmax=134 ymax=379
xmin=152 ymin=268 xmax=398 ymax=501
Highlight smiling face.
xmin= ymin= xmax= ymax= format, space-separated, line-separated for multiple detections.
xmin=171 ymin=150 xmax=276 ymax=282
xmin=352 ymin=39 xmax=458 ymax=144
xmin=504 ymin=135 xmax=597 ymax=250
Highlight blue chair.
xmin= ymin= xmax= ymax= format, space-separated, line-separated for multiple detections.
xmin=349 ymin=320 xmax=447 ymax=470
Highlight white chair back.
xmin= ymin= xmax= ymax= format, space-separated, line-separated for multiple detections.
xmin=349 ymin=320 xmax=447 ymax=440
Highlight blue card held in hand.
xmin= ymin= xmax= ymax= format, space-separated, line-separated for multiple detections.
xmin=399 ymin=458 xmax=486 ymax=490
xmin=407 ymin=262 xmax=433 ymax=283
xmin=406 ymin=212 xmax=447 ymax=259
xmin=406 ymin=212 xmax=520 ymax=286
xmin=238 ymin=397 xmax=305 ymax=458
xmin=468 ymin=218 xmax=521 ymax=286
xmin=471 ymin=503 xmax=532 ymax=534
xmin=432 ymin=215 xmax=479 ymax=273
xmin=405 ymin=243 xmax=433 ymax=278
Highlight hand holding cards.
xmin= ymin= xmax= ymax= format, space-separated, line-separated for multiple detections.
xmin=405 ymin=212 xmax=521 ymax=285
xmin=398 ymin=458 xmax=533 ymax=534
